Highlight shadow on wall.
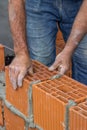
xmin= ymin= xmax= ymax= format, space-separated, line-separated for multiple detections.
xmin=0 ymin=0 xmax=14 ymax=55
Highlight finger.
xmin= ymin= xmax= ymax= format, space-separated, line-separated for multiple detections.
xmin=28 ymin=65 xmax=34 ymax=75
xmin=49 ymin=60 xmax=61 ymax=71
xmin=11 ymin=78 xmax=17 ymax=90
xmin=9 ymin=66 xmax=15 ymax=84
xmin=17 ymin=70 xmax=27 ymax=87
xmin=58 ymin=65 xmax=66 ymax=75
xmin=9 ymin=66 xmax=19 ymax=90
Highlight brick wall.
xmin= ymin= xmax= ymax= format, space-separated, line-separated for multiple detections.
xmin=0 ymin=44 xmax=87 ymax=130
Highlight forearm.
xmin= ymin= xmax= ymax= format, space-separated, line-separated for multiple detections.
xmin=64 ymin=0 xmax=87 ymax=56
xmin=8 ymin=0 xmax=28 ymax=54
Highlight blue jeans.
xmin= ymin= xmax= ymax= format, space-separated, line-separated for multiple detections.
xmin=25 ymin=0 xmax=87 ymax=85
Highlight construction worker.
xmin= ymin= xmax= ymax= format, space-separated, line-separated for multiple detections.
xmin=8 ymin=0 xmax=87 ymax=89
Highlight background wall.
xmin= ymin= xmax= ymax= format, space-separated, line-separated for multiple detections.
xmin=0 ymin=0 xmax=14 ymax=55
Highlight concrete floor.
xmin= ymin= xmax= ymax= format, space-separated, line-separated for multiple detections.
xmin=0 ymin=0 xmax=14 ymax=55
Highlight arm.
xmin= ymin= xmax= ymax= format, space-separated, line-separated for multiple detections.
xmin=8 ymin=0 xmax=33 ymax=89
xmin=63 ymin=0 xmax=87 ymax=56
xmin=9 ymin=0 xmax=27 ymax=54
xmin=49 ymin=0 xmax=87 ymax=74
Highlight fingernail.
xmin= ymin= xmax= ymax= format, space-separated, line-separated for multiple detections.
xmin=48 ymin=66 xmax=54 ymax=71
xmin=13 ymin=83 xmax=17 ymax=90
xmin=18 ymin=80 xmax=22 ymax=87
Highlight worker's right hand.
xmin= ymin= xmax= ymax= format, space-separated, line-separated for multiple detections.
xmin=49 ymin=49 xmax=71 ymax=75
xmin=9 ymin=51 xmax=33 ymax=90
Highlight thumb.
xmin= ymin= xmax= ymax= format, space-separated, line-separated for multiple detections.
xmin=48 ymin=60 xmax=60 ymax=71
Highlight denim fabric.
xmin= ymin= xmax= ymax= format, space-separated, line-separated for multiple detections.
xmin=25 ymin=0 xmax=87 ymax=85
xmin=72 ymin=34 xmax=87 ymax=85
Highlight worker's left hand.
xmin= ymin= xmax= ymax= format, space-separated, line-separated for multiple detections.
xmin=9 ymin=51 xmax=33 ymax=90
xmin=48 ymin=50 xmax=71 ymax=75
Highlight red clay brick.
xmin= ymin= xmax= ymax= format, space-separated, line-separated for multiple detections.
xmin=4 ymin=104 xmax=38 ymax=130
xmin=4 ymin=106 xmax=25 ymax=130
xmin=5 ymin=60 xmax=57 ymax=116
xmin=56 ymin=30 xmax=65 ymax=51
xmin=56 ymin=30 xmax=64 ymax=41
xmin=56 ymin=46 xmax=62 ymax=55
xmin=0 ymin=44 xmax=5 ymax=71
xmin=32 ymin=75 xmax=87 ymax=130
xmin=56 ymin=40 xmax=65 ymax=50
xmin=70 ymin=100 xmax=87 ymax=130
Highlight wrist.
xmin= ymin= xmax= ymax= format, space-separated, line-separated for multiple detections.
xmin=62 ymin=46 xmax=73 ymax=58
xmin=63 ymin=40 xmax=79 ymax=56
xmin=14 ymin=43 xmax=29 ymax=55
xmin=14 ymin=47 xmax=29 ymax=58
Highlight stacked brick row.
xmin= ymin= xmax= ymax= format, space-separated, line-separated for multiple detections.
xmin=0 ymin=44 xmax=87 ymax=130
xmin=32 ymin=76 xmax=87 ymax=130
xmin=5 ymin=62 xmax=87 ymax=130
xmin=5 ymin=60 xmax=58 ymax=130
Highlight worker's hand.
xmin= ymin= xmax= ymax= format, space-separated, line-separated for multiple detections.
xmin=9 ymin=51 xmax=33 ymax=90
xmin=49 ymin=50 xmax=71 ymax=75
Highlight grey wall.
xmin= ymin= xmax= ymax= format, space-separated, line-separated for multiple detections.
xmin=0 ymin=0 xmax=14 ymax=55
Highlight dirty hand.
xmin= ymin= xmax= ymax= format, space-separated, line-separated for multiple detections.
xmin=49 ymin=50 xmax=71 ymax=75
xmin=9 ymin=51 xmax=33 ymax=89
